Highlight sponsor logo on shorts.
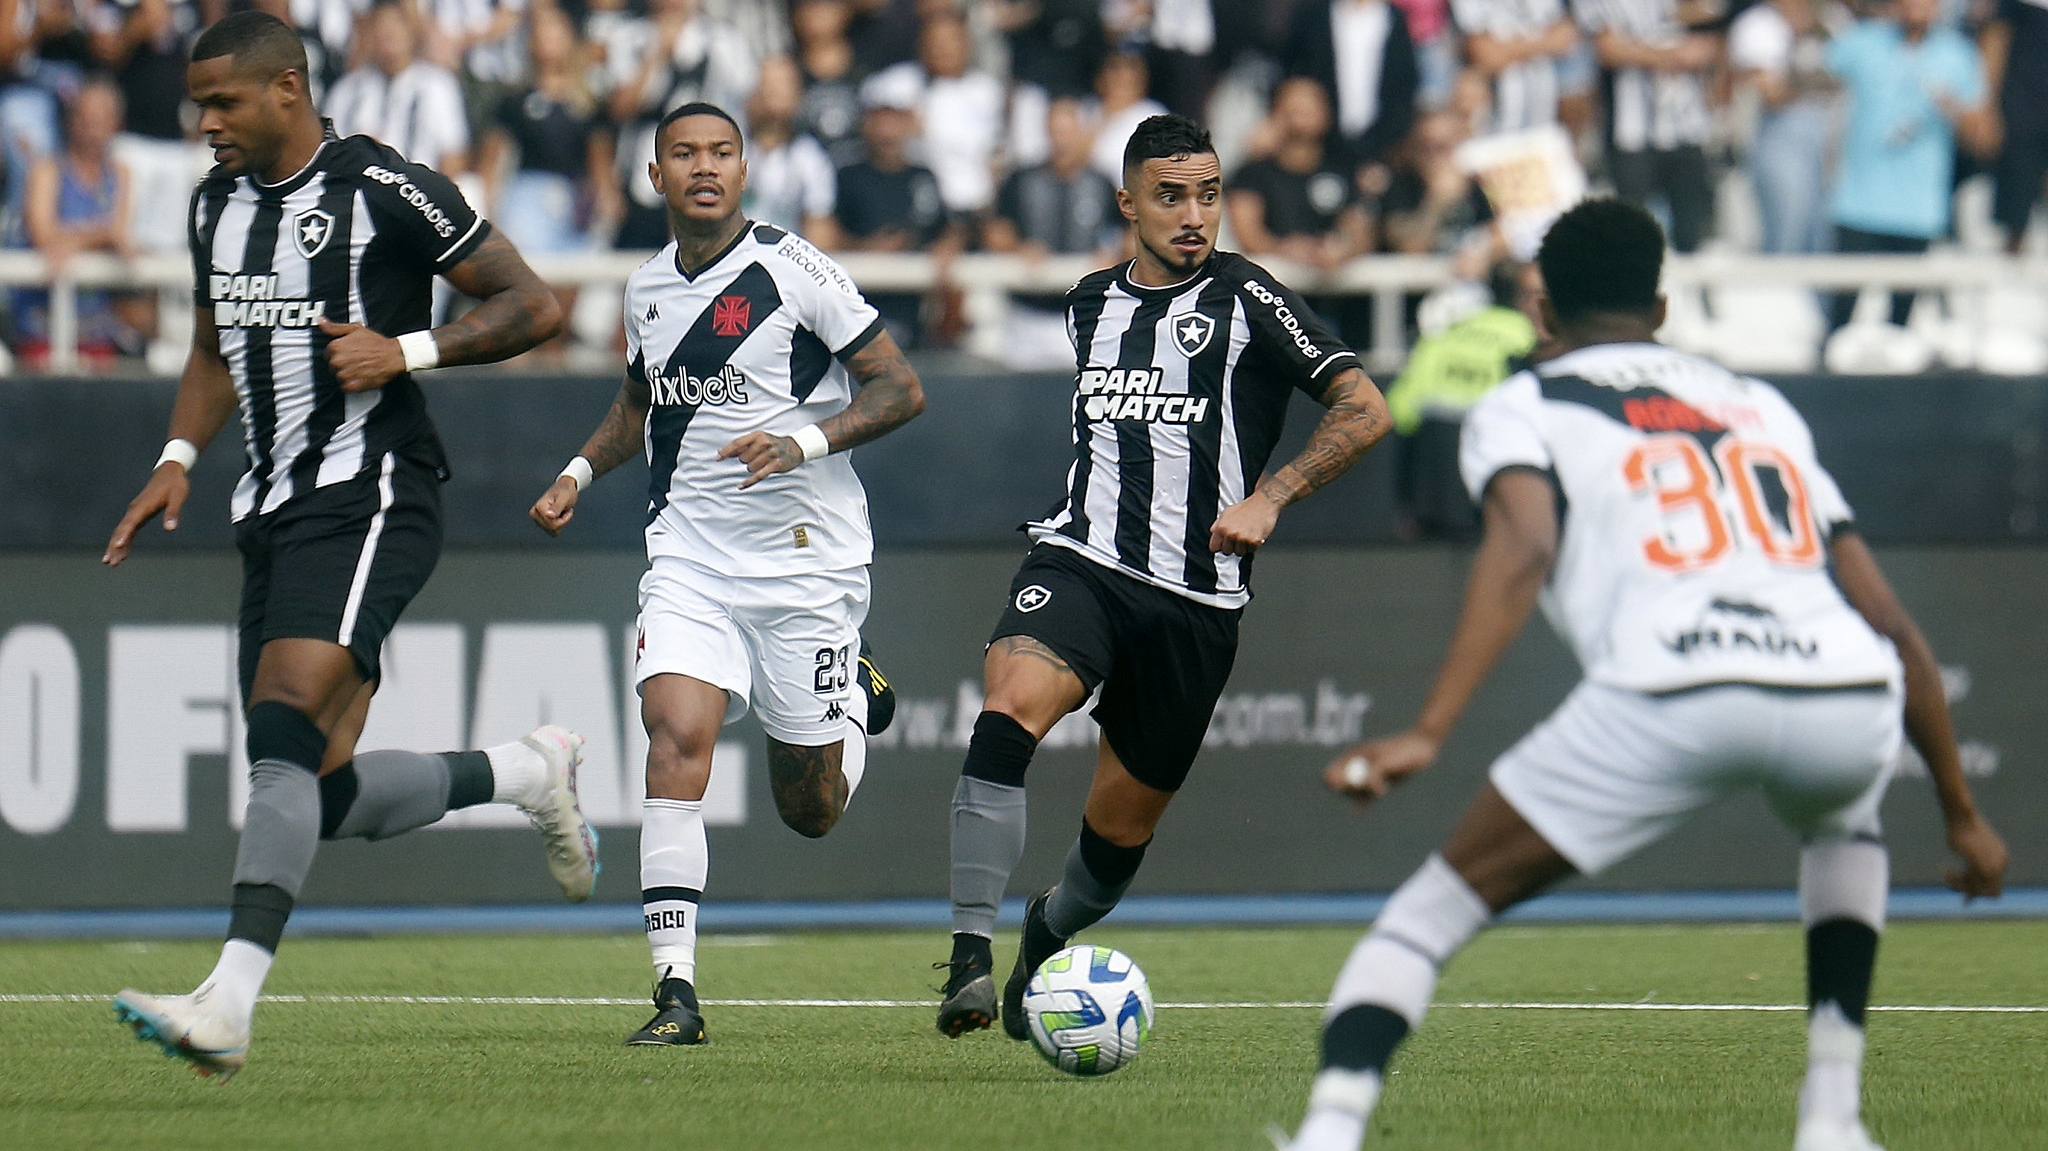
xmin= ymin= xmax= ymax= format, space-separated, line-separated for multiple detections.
xmin=1015 ymin=585 xmax=1052 ymax=613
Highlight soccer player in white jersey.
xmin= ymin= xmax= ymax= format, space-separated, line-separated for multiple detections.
xmin=1279 ymin=201 xmax=2008 ymax=1151
xmin=530 ymin=102 xmax=925 ymax=1046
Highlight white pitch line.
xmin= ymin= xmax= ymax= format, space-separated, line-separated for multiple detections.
xmin=5 ymin=993 xmax=2046 ymax=1013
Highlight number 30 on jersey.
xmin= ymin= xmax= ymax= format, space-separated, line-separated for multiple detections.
xmin=1623 ymin=435 xmax=1822 ymax=572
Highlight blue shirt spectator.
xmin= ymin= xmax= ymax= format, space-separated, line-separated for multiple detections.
xmin=1826 ymin=6 xmax=1986 ymax=239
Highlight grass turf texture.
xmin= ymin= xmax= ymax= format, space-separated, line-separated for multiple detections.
xmin=1 ymin=922 xmax=2042 ymax=1150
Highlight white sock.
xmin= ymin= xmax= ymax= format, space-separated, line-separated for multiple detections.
xmin=840 ymin=682 xmax=869 ymax=803
xmin=483 ymin=738 xmax=550 ymax=809
xmin=1799 ymin=1001 xmax=1866 ymax=1128
xmin=642 ymin=797 xmax=707 ymax=984
xmin=196 ymin=938 xmax=273 ymax=1031
xmin=1292 ymin=1069 xmax=1382 ymax=1150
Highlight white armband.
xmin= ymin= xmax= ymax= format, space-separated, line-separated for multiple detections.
xmin=155 ymin=439 xmax=199 ymax=472
xmin=559 ymin=456 xmax=595 ymax=492
xmin=396 ymin=330 xmax=440 ymax=373
xmin=792 ymin=424 xmax=831 ymax=463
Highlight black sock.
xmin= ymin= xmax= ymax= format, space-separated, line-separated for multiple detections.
xmin=1077 ymin=819 xmax=1148 ymax=889
xmin=961 ymin=711 xmax=1036 ymax=787
xmin=951 ymin=932 xmax=993 ymax=971
xmin=227 ymin=882 xmax=295 ymax=953
xmin=443 ymin=751 xmax=495 ymax=809
xmin=317 ymin=763 xmax=360 ymax=839
xmin=1321 ymin=1004 xmax=1411 ymax=1073
xmin=1807 ymin=918 xmax=1879 ymax=1026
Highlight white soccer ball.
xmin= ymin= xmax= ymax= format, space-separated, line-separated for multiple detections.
xmin=1021 ymin=944 xmax=1155 ymax=1076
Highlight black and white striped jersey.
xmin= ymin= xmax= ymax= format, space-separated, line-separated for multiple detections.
xmin=1028 ymin=252 xmax=1361 ymax=608
xmin=1450 ymin=0 xmax=1566 ymax=133
xmin=189 ymin=127 xmax=490 ymax=522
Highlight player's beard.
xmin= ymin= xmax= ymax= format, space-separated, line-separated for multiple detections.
xmin=1143 ymin=227 xmax=1212 ymax=278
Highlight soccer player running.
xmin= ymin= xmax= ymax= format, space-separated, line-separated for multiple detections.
xmin=935 ymin=114 xmax=1393 ymax=1039
xmin=100 ymin=13 xmax=597 ymax=1082
xmin=1279 ymin=201 xmax=2008 ymax=1151
xmin=529 ymin=102 xmax=925 ymax=1047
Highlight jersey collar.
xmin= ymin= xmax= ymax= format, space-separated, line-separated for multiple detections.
xmin=1117 ymin=254 xmax=1213 ymax=296
xmin=248 ymin=122 xmax=339 ymax=197
xmin=673 ymin=219 xmax=754 ymax=282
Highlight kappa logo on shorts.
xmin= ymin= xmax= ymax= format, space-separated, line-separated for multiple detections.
xmin=1015 ymin=585 xmax=1052 ymax=613
xmin=822 ymin=700 xmax=846 ymax=722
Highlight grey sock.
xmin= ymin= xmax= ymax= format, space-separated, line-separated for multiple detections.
xmin=232 ymin=758 xmax=322 ymax=898
xmin=327 ymin=750 xmax=458 ymax=841
xmin=1043 ymin=823 xmax=1149 ymax=939
xmin=950 ymin=776 xmax=1027 ymax=937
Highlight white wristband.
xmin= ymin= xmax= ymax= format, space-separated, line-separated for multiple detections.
xmin=792 ymin=424 xmax=831 ymax=463
xmin=559 ymin=456 xmax=595 ymax=493
xmin=396 ymin=330 xmax=440 ymax=373
xmin=155 ymin=439 xmax=199 ymax=472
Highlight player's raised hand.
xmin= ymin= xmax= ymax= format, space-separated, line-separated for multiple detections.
xmin=319 ymin=318 xmax=405 ymax=392
xmin=103 ymin=463 xmax=191 ymax=566
xmin=718 ymin=431 xmax=804 ymax=490
xmin=1943 ymin=810 xmax=2008 ymax=902
xmin=1209 ymin=490 xmax=1283 ymax=556
xmin=530 ymin=475 xmax=581 ymax=536
xmin=1324 ymin=731 xmax=1440 ymax=810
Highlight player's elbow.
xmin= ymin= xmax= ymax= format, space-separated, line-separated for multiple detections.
xmin=900 ymin=377 xmax=927 ymax=422
xmin=525 ymin=287 xmax=566 ymax=346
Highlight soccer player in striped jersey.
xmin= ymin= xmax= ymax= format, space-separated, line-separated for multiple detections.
xmin=1281 ymin=201 xmax=2008 ymax=1151
xmin=935 ymin=114 xmax=1394 ymax=1039
xmin=101 ymin=12 xmax=597 ymax=1082
xmin=528 ymin=103 xmax=925 ymax=1047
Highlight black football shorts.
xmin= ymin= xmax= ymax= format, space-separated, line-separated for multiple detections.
xmin=988 ymin=544 xmax=1241 ymax=792
xmin=234 ymin=452 xmax=443 ymax=703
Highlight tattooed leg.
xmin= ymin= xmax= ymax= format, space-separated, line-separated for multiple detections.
xmin=767 ymin=739 xmax=848 ymax=839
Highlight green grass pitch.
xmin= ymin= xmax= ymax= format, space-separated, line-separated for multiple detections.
xmin=2 ymin=921 xmax=2042 ymax=1150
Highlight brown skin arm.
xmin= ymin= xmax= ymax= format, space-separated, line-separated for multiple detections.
xmin=1828 ymin=530 xmax=2007 ymax=898
xmin=718 ymin=328 xmax=927 ymax=490
xmin=1323 ymin=468 xmax=1558 ymax=804
xmin=1209 ymin=365 xmax=1392 ymax=556
xmin=319 ymin=230 xmax=566 ymax=392
xmin=103 ymin=318 xmax=238 ymax=564
xmin=531 ymin=369 xmax=653 ymax=536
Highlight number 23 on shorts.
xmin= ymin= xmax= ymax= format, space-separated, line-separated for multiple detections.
xmin=1623 ymin=434 xmax=1822 ymax=572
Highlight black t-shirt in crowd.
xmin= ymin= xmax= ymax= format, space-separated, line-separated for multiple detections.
xmin=1226 ymin=157 xmax=1359 ymax=238
xmin=834 ymin=161 xmax=948 ymax=247
xmin=995 ymin=162 xmax=1121 ymax=311
xmin=494 ymin=89 xmax=598 ymax=179
xmin=1380 ymin=168 xmax=1494 ymax=252
xmin=798 ymin=71 xmax=866 ymax=168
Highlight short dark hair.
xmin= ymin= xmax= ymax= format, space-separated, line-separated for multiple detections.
xmin=1121 ymin=113 xmax=1214 ymax=184
xmin=1536 ymin=199 xmax=1664 ymax=323
xmin=191 ymin=10 xmax=310 ymax=81
xmin=656 ymin=101 xmax=744 ymax=155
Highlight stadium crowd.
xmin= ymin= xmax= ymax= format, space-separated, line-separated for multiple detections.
xmin=0 ymin=0 xmax=2041 ymax=363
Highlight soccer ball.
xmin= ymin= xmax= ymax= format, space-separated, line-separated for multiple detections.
xmin=1021 ymin=944 xmax=1155 ymax=1076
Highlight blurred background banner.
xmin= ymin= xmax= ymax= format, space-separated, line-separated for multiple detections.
xmin=3 ymin=372 xmax=2041 ymax=909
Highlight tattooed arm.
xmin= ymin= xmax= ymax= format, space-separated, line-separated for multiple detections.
xmin=719 ymin=327 xmax=927 ymax=490
xmin=1208 ymin=366 xmax=1392 ymax=556
xmin=323 ymin=231 xmax=566 ymax=392
xmin=530 ymin=371 xmax=652 ymax=536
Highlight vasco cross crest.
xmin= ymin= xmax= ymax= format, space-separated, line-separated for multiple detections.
xmin=292 ymin=208 xmax=336 ymax=260
xmin=1171 ymin=311 xmax=1214 ymax=357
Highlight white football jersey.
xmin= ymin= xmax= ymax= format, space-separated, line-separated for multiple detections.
xmin=1461 ymin=342 xmax=1902 ymax=694
xmin=623 ymin=223 xmax=886 ymax=577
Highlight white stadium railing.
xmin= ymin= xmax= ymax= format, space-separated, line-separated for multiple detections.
xmin=3 ymin=249 xmax=2045 ymax=377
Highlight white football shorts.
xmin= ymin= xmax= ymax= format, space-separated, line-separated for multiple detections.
xmin=635 ymin=555 xmax=870 ymax=745
xmin=1491 ymin=680 xmax=1904 ymax=876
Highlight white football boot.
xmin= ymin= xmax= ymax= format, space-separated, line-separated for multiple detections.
xmin=1794 ymin=1120 xmax=1885 ymax=1151
xmin=518 ymin=725 xmax=601 ymax=902
xmin=112 ymin=987 xmax=250 ymax=1082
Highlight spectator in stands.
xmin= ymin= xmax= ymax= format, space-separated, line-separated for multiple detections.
xmin=1088 ymin=51 xmax=1168 ymax=186
xmin=88 ymin=0 xmax=200 ymax=253
xmin=1576 ymin=0 xmax=1719 ymax=252
xmin=328 ymin=0 xmax=474 ymax=173
xmin=13 ymin=75 xmax=148 ymax=364
xmin=1824 ymin=0 xmax=1998 ymax=330
xmin=608 ymin=0 xmax=759 ymax=248
xmin=1986 ymin=0 xmax=2048 ymax=254
xmin=1379 ymin=107 xmax=1495 ymax=256
xmin=832 ymin=87 xmax=953 ymax=344
xmin=1226 ymin=76 xmax=1374 ymax=269
xmin=580 ymin=0 xmax=645 ymax=99
xmin=1392 ymin=0 xmax=1457 ymax=108
xmin=245 ymin=0 xmax=350 ymax=98
xmin=992 ymin=0 xmax=1107 ymax=167
xmin=478 ymin=0 xmax=616 ymax=351
xmin=703 ymin=0 xmax=795 ymax=61
xmin=792 ymin=0 xmax=865 ymax=165
xmin=1730 ymin=0 xmax=1845 ymax=254
xmin=1451 ymin=0 xmax=1579 ymax=133
xmin=1 ymin=0 xmax=89 ymax=237
xmin=846 ymin=0 xmax=917 ymax=75
xmin=861 ymin=11 xmax=1004 ymax=215
xmin=1284 ymin=0 xmax=1420 ymax=170
xmin=419 ymin=0 xmax=529 ymax=133
xmin=1102 ymin=0 xmax=1216 ymax=117
xmin=985 ymin=94 xmax=1120 ymax=365
xmin=744 ymin=53 xmax=839 ymax=241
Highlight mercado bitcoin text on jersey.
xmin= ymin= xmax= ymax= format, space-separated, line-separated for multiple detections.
xmin=1027 ymin=252 xmax=1360 ymax=609
xmin=190 ymin=125 xmax=488 ymax=522
xmin=627 ymin=222 xmax=887 ymax=578
xmin=1459 ymin=341 xmax=1902 ymax=693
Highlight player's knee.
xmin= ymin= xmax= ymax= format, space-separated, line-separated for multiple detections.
xmin=245 ymin=700 xmax=328 ymax=773
xmin=644 ymin=719 xmax=715 ymax=801
xmin=767 ymin=740 xmax=846 ymax=838
xmin=774 ymin=795 xmax=841 ymax=839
